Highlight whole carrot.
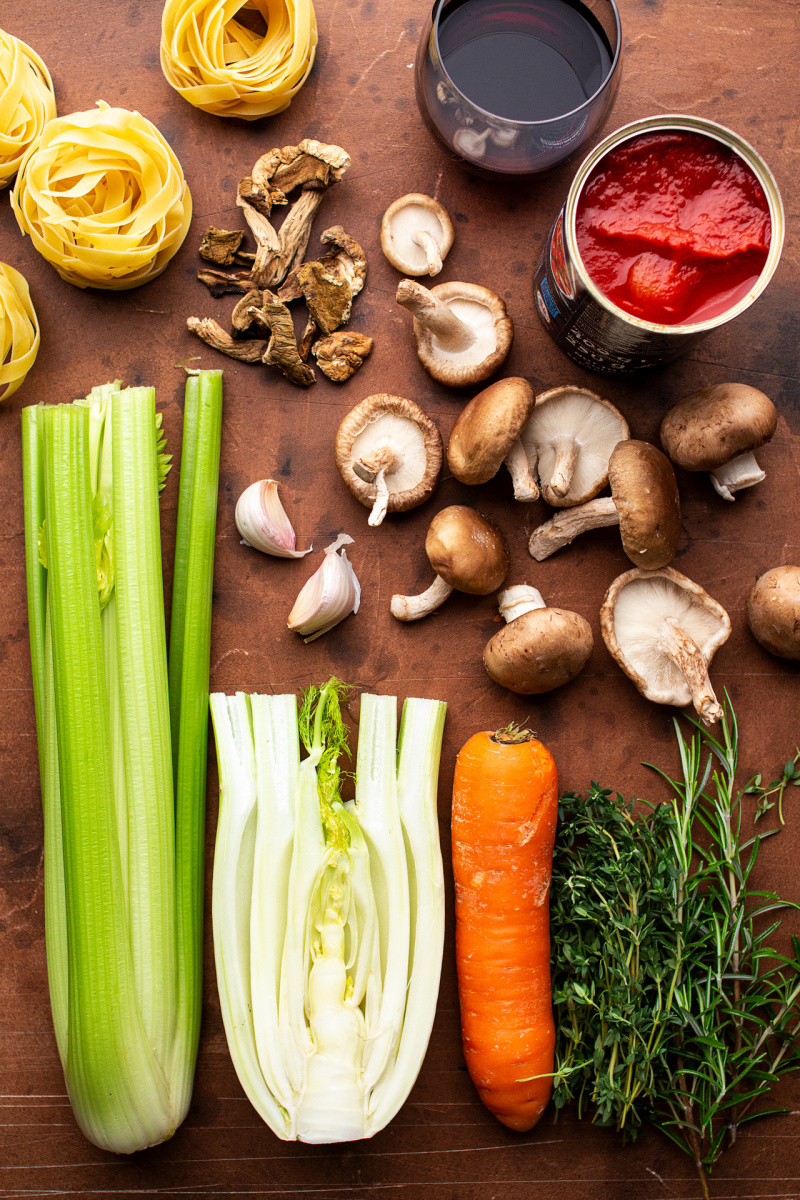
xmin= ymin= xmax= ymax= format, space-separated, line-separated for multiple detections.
xmin=451 ymin=725 xmax=558 ymax=1131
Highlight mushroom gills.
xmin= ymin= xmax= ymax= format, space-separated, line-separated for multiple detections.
xmin=611 ymin=576 xmax=726 ymax=722
xmin=389 ymin=204 xmax=447 ymax=274
xmin=710 ymin=451 xmax=766 ymax=501
xmin=432 ymin=298 xmax=496 ymax=363
xmin=520 ymin=389 xmax=629 ymax=507
xmin=350 ymin=412 xmax=430 ymax=525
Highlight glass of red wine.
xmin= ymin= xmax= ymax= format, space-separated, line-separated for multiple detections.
xmin=415 ymin=0 xmax=622 ymax=176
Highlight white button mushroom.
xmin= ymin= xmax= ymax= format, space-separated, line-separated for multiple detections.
xmin=529 ymin=440 xmax=681 ymax=568
xmin=600 ymin=567 xmax=732 ymax=725
xmin=335 ymin=394 xmax=443 ymax=527
xmin=396 ymin=279 xmax=514 ymax=388
xmin=519 ymin=386 xmax=630 ymax=508
xmin=483 ymin=585 xmax=594 ymax=694
xmin=660 ymin=383 xmax=778 ymax=501
xmin=380 ymin=194 xmax=455 ymax=277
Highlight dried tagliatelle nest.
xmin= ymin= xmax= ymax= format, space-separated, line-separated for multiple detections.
xmin=189 ymin=140 xmax=372 ymax=385
xmin=0 ymin=28 xmax=56 ymax=188
xmin=0 ymin=262 xmax=40 ymax=400
xmin=161 ymin=0 xmax=317 ymax=119
xmin=11 ymin=101 xmax=192 ymax=290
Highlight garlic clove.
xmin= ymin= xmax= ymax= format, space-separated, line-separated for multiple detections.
xmin=235 ymin=479 xmax=311 ymax=558
xmin=288 ymin=533 xmax=361 ymax=643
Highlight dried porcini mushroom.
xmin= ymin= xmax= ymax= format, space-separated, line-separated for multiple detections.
xmin=186 ymin=317 xmax=267 ymax=363
xmin=600 ymin=566 xmax=731 ymax=726
xmin=746 ymin=565 xmax=800 ymax=660
xmin=381 ymin=194 xmax=455 ymax=277
xmin=188 ymin=144 xmax=371 ymax=386
xmin=660 ymin=383 xmax=778 ymax=501
xmin=397 ymin=279 xmax=513 ymax=387
xmin=520 ymin=386 xmax=630 ymax=508
xmin=313 ymin=331 xmax=373 ymax=381
xmin=335 ymin=394 xmax=442 ymax=526
xmin=483 ymin=585 xmax=593 ymax=695
xmin=248 ymin=292 xmax=315 ymax=387
xmin=447 ymin=377 xmax=538 ymax=501
xmin=391 ymin=505 xmax=509 ymax=621
xmin=529 ymin=440 xmax=681 ymax=568
xmin=199 ymin=227 xmax=247 ymax=266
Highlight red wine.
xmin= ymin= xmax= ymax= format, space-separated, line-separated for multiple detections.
xmin=437 ymin=0 xmax=613 ymax=123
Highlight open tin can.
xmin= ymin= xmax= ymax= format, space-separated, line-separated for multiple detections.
xmin=533 ymin=114 xmax=784 ymax=373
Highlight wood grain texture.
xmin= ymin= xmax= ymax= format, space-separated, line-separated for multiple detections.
xmin=0 ymin=0 xmax=798 ymax=1195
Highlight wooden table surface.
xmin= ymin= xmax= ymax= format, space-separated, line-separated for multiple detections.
xmin=1 ymin=1 xmax=799 ymax=1197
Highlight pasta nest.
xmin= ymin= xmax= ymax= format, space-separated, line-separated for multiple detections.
xmin=160 ymin=0 xmax=318 ymax=120
xmin=0 ymin=263 xmax=40 ymax=400
xmin=0 ymin=28 xmax=56 ymax=188
xmin=11 ymin=102 xmax=192 ymax=291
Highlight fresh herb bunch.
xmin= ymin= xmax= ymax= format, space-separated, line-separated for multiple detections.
xmin=552 ymin=698 xmax=800 ymax=1199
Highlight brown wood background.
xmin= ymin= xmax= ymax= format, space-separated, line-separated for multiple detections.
xmin=1 ymin=1 xmax=798 ymax=1196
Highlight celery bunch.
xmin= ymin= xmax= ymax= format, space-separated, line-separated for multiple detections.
xmin=22 ymin=372 xmax=222 ymax=1153
xmin=210 ymin=680 xmax=446 ymax=1142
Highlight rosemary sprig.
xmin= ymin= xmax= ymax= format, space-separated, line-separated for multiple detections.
xmin=552 ymin=697 xmax=800 ymax=1200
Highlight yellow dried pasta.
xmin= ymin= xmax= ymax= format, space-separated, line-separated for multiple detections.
xmin=0 ymin=28 xmax=56 ymax=189
xmin=0 ymin=263 xmax=40 ymax=400
xmin=11 ymin=101 xmax=192 ymax=291
xmin=160 ymin=0 xmax=317 ymax=120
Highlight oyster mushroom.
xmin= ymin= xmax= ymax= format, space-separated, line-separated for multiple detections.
xmin=519 ymin=386 xmax=630 ymax=508
xmin=600 ymin=566 xmax=732 ymax=725
xmin=447 ymin=377 xmax=539 ymax=501
xmin=746 ymin=565 xmax=800 ymax=659
xmin=660 ymin=383 xmax=777 ymax=501
xmin=484 ymin=585 xmax=593 ymax=694
xmin=335 ymin=394 xmax=442 ymax=526
xmin=396 ymin=279 xmax=513 ymax=387
xmin=391 ymin=505 xmax=508 ymax=621
xmin=381 ymin=194 xmax=455 ymax=277
xmin=529 ymin=440 xmax=681 ymax=568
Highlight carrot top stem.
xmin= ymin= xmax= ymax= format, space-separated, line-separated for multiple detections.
xmin=491 ymin=721 xmax=535 ymax=744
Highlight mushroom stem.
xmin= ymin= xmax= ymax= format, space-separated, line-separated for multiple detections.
xmin=396 ymin=280 xmax=476 ymax=353
xmin=710 ymin=451 xmax=766 ymax=501
xmin=548 ymin=435 xmax=579 ymax=499
xmin=412 ymin=228 xmax=444 ymax=276
xmin=498 ymin=585 xmax=546 ymax=623
xmin=529 ymin=496 xmax=619 ymax=561
xmin=353 ymin=442 xmax=395 ymax=527
xmin=504 ymin=439 xmax=540 ymax=502
xmin=658 ymin=617 xmax=723 ymax=725
xmin=390 ymin=574 xmax=453 ymax=622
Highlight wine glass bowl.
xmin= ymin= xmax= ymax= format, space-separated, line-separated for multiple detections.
xmin=415 ymin=0 xmax=623 ymax=177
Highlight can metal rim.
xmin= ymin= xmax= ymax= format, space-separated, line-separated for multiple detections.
xmin=564 ymin=114 xmax=785 ymax=336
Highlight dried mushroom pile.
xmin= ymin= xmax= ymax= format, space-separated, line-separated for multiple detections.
xmin=188 ymin=139 xmax=372 ymax=385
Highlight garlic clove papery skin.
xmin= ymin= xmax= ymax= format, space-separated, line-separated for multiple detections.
xmin=288 ymin=533 xmax=361 ymax=643
xmin=235 ymin=479 xmax=311 ymax=558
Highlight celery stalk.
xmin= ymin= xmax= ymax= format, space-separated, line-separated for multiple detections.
xmin=209 ymin=681 xmax=446 ymax=1143
xmin=41 ymin=403 xmax=171 ymax=1153
xmin=167 ymin=369 xmax=223 ymax=1118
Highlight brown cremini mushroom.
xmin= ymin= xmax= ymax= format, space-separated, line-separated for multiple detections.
xmin=746 ymin=565 xmax=800 ymax=659
xmin=396 ymin=279 xmax=513 ymax=387
xmin=447 ymin=377 xmax=539 ymax=501
xmin=519 ymin=386 xmax=630 ymax=508
xmin=484 ymin=585 xmax=593 ymax=694
xmin=600 ymin=566 xmax=731 ymax=725
xmin=381 ymin=194 xmax=455 ymax=277
xmin=336 ymin=394 xmax=442 ymax=527
xmin=391 ymin=505 xmax=508 ymax=621
xmin=529 ymin=440 xmax=681 ymax=568
xmin=660 ymin=383 xmax=778 ymax=501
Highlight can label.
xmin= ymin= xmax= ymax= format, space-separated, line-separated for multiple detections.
xmin=534 ymin=207 xmax=703 ymax=373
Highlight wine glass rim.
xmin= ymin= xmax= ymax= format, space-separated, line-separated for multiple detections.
xmin=430 ymin=0 xmax=622 ymax=129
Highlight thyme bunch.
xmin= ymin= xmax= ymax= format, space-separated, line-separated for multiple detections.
xmin=552 ymin=699 xmax=800 ymax=1199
